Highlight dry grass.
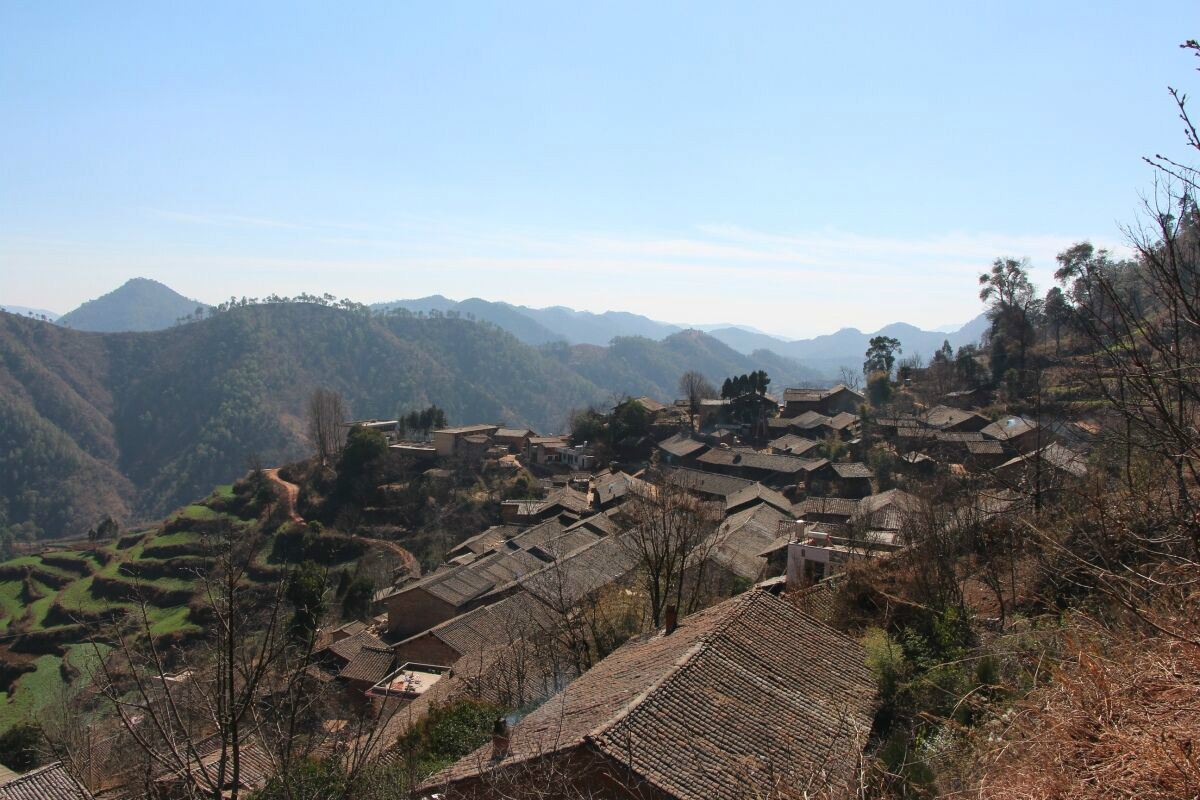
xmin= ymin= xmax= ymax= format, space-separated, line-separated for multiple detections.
xmin=973 ymin=614 xmax=1200 ymax=800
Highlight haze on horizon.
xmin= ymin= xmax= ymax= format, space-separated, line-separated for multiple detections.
xmin=1 ymin=2 xmax=1194 ymax=338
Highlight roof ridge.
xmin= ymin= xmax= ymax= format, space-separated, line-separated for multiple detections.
xmin=585 ymin=590 xmax=769 ymax=742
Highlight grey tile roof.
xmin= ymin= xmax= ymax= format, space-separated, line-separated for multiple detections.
xmin=448 ymin=525 xmax=521 ymax=558
xmin=666 ymin=467 xmax=754 ymax=499
xmin=435 ymin=424 xmax=499 ymax=435
xmin=427 ymin=591 xmax=876 ymax=800
xmin=656 ymin=433 xmax=710 ymax=459
xmin=724 ymin=483 xmax=795 ymax=515
xmin=768 ymin=434 xmax=820 ymax=456
xmin=831 ymin=462 xmax=873 ymax=479
xmin=563 ymin=512 xmax=621 ymax=538
xmin=408 ymin=592 xmax=558 ymax=661
xmin=711 ymin=504 xmax=790 ymax=579
xmin=339 ymin=645 xmax=397 ymax=683
xmin=695 ymin=447 xmax=811 ymax=475
xmin=0 ymin=763 xmax=92 ymax=800
xmin=794 ymin=496 xmax=860 ymax=519
xmin=327 ymin=629 xmax=387 ymax=663
xmin=981 ymin=415 xmax=1037 ymax=442
xmin=592 ymin=471 xmax=643 ymax=505
xmin=922 ymin=405 xmax=989 ymax=430
xmin=515 ymin=535 xmax=639 ymax=608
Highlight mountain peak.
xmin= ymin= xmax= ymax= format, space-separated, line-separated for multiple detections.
xmin=58 ymin=278 xmax=209 ymax=333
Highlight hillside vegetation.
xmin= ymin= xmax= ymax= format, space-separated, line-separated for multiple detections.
xmin=0 ymin=302 xmax=822 ymax=539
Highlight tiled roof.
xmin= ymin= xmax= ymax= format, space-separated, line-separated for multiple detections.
xmin=494 ymin=428 xmax=531 ymax=438
xmin=449 ymin=525 xmax=521 ymax=557
xmin=768 ymin=434 xmax=820 ymax=456
xmin=435 ymin=424 xmax=499 ymax=435
xmin=829 ymin=411 xmax=861 ymax=430
xmin=995 ymin=443 xmax=1088 ymax=478
xmin=327 ymin=629 xmax=387 ymax=663
xmin=409 ymin=592 xmax=558 ymax=661
xmin=339 ymin=645 xmax=397 ymax=683
xmin=922 ymin=405 xmax=988 ymax=430
xmin=526 ymin=529 xmax=602 ymax=561
xmin=329 ymin=619 xmax=366 ymax=638
xmin=563 ymin=512 xmax=621 ymax=538
xmin=695 ymin=447 xmax=811 ymax=475
xmin=782 ymin=384 xmax=863 ymax=403
xmin=787 ymin=410 xmax=835 ymax=429
xmin=533 ymin=487 xmax=591 ymax=516
xmin=794 ymin=496 xmax=860 ymax=519
xmin=428 ymin=591 xmax=876 ymax=799
xmin=854 ymin=489 xmax=921 ymax=531
xmin=980 ymin=415 xmax=1037 ymax=442
xmin=398 ymin=548 xmax=548 ymax=609
xmin=527 ymin=436 xmax=569 ymax=445
xmin=514 ymin=535 xmax=639 ymax=608
xmin=710 ymin=504 xmax=790 ymax=579
xmin=831 ymin=462 xmax=872 ymax=479
xmin=657 ymin=432 xmax=710 ymax=459
xmin=631 ymin=396 xmax=667 ymax=413
xmin=171 ymin=737 xmax=275 ymax=795
xmin=0 ymin=763 xmax=92 ymax=800
xmin=724 ymin=483 xmax=794 ymax=515
xmin=502 ymin=518 xmax=567 ymax=552
xmin=592 ymin=471 xmax=643 ymax=505
xmin=966 ymin=440 xmax=1004 ymax=454
xmin=936 ymin=430 xmax=985 ymax=443
xmin=666 ymin=467 xmax=754 ymax=499
xmin=782 ymin=387 xmax=824 ymax=402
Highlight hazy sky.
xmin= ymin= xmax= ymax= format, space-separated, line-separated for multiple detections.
xmin=2 ymin=2 xmax=1196 ymax=337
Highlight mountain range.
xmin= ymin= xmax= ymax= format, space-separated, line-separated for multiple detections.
xmin=22 ymin=280 xmax=990 ymax=379
xmin=375 ymin=296 xmax=989 ymax=376
xmin=0 ymin=303 xmax=825 ymax=539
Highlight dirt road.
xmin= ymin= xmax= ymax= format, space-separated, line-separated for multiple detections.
xmin=264 ymin=468 xmax=418 ymax=573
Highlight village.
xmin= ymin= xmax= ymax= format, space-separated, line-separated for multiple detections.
xmin=268 ymin=370 xmax=1097 ymax=800
xmin=3 ymin=349 xmax=1111 ymax=800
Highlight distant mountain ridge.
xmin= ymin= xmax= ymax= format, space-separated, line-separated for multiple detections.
xmin=57 ymin=277 xmax=209 ymax=332
xmin=39 ymin=280 xmax=989 ymax=377
xmin=375 ymin=294 xmax=990 ymax=377
xmin=0 ymin=303 xmax=823 ymax=538
xmin=372 ymin=296 xmax=684 ymax=345
xmin=701 ymin=314 xmax=991 ymax=375
xmin=0 ymin=305 xmax=59 ymax=320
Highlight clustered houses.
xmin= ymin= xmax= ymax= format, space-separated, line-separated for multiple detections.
xmin=311 ymin=383 xmax=1094 ymax=797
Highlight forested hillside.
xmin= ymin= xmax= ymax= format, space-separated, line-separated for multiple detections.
xmin=0 ymin=303 xmax=821 ymax=539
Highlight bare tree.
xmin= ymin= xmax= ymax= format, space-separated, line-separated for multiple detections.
xmin=837 ymin=366 xmax=863 ymax=394
xmin=620 ymin=469 xmax=722 ymax=627
xmin=81 ymin=521 xmax=333 ymax=799
xmin=308 ymin=388 xmax=348 ymax=466
xmin=678 ymin=370 xmax=716 ymax=432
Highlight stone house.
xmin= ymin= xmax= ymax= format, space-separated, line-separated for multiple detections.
xmin=782 ymin=384 xmax=864 ymax=417
xmin=433 ymin=425 xmax=500 ymax=459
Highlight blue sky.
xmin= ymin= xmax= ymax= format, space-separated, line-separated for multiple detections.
xmin=1 ymin=2 xmax=1196 ymax=337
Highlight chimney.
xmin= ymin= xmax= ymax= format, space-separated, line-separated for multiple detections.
xmin=491 ymin=717 xmax=510 ymax=760
xmin=664 ymin=605 xmax=678 ymax=635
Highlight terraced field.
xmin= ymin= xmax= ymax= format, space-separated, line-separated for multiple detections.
xmin=0 ymin=486 xmax=241 ymax=732
xmin=0 ymin=479 xmax=381 ymax=734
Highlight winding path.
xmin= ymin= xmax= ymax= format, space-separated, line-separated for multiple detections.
xmin=264 ymin=468 xmax=418 ymax=573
